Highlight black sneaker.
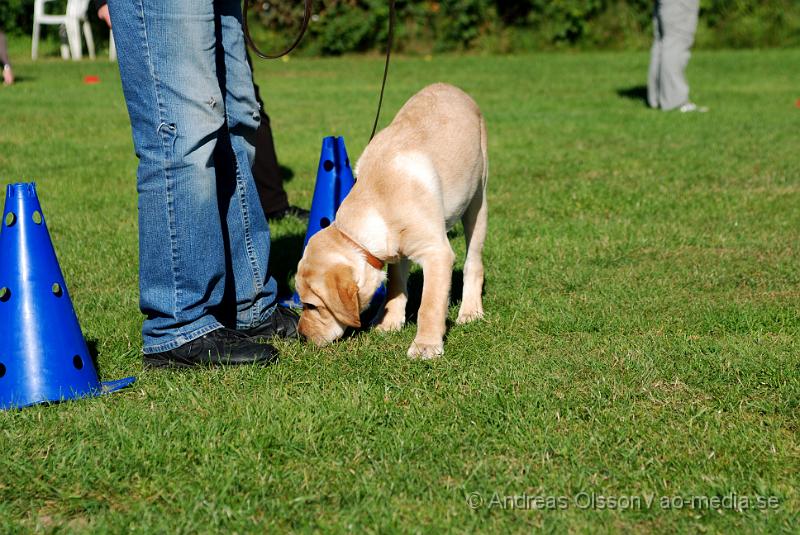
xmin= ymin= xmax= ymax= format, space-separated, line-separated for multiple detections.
xmin=266 ymin=205 xmax=310 ymax=222
xmin=241 ymin=306 xmax=300 ymax=340
xmin=143 ymin=328 xmax=278 ymax=368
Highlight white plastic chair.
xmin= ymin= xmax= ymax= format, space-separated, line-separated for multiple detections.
xmin=32 ymin=0 xmax=96 ymax=60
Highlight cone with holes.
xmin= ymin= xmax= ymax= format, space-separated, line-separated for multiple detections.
xmin=303 ymin=136 xmax=356 ymax=248
xmin=0 ymin=183 xmax=135 ymax=410
xmin=281 ymin=136 xmax=385 ymax=313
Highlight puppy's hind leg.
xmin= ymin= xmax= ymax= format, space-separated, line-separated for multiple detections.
xmin=457 ymin=185 xmax=488 ymax=325
xmin=376 ymin=257 xmax=410 ymax=332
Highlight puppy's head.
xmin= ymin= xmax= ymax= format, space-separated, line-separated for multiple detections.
xmin=295 ymin=227 xmax=384 ymax=345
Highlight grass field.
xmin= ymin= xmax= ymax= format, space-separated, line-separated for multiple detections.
xmin=1 ymin=38 xmax=799 ymax=532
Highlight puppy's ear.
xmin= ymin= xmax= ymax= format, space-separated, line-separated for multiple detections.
xmin=326 ymin=265 xmax=361 ymax=328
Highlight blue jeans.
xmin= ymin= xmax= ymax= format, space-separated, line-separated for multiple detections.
xmin=109 ymin=0 xmax=277 ymax=353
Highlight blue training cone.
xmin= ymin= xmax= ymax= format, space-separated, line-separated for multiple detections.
xmin=0 ymin=183 xmax=135 ymax=410
xmin=304 ymin=136 xmax=356 ymax=248
xmin=281 ymin=136 xmax=386 ymax=316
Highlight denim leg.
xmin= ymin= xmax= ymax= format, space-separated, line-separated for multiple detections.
xmin=110 ymin=0 xmax=267 ymax=352
xmin=215 ymin=0 xmax=278 ymax=329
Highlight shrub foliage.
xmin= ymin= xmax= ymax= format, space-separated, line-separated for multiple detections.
xmin=2 ymin=0 xmax=798 ymax=53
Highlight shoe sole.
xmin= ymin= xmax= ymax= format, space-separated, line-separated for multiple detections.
xmin=142 ymin=357 xmax=196 ymax=369
xmin=143 ymin=353 xmax=279 ymax=369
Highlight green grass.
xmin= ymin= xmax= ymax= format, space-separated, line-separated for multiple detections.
xmin=1 ymin=39 xmax=799 ymax=532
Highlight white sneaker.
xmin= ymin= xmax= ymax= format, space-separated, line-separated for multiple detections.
xmin=679 ymin=102 xmax=709 ymax=113
xmin=2 ymin=65 xmax=13 ymax=86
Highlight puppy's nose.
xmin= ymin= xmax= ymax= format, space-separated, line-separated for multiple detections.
xmin=297 ymin=319 xmax=309 ymax=339
xmin=297 ymin=318 xmax=322 ymax=344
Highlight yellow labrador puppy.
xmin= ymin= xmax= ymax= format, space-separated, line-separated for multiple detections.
xmin=295 ymin=83 xmax=488 ymax=358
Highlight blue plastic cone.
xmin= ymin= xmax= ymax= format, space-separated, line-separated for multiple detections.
xmin=281 ymin=137 xmax=386 ymax=315
xmin=0 ymin=183 xmax=135 ymax=410
xmin=303 ymin=136 xmax=356 ymax=248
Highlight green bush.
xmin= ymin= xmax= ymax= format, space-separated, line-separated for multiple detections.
xmin=697 ymin=0 xmax=800 ymax=48
xmin=0 ymin=0 xmax=35 ymax=36
xmin=249 ymin=0 xmax=800 ymax=54
xmin=3 ymin=1 xmax=799 ymax=53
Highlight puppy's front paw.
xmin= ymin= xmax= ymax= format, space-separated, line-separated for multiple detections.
xmin=375 ymin=311 xmax=405 ymax=333
xmin=456 ymin=307 xmax=484 ymax=325
xmin=407 ymin=340 xmax=444 ymax=359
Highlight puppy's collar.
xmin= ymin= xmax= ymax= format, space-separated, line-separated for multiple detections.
xmin=333 ymin=225 xmax=385 ymax=270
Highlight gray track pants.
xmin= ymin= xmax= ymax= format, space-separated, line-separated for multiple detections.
xmin=647 ymin=0 xmax=699 ymax=110
xmin=0 ymin=31 xmax=10 ymax=69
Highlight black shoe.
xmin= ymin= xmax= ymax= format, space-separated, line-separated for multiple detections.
xmin=143 ymin=328 xmax=278 ymax=368
xmin=266 ymin=205 xmax=310 ymax=222
xmin=241 ymin=306 xmax=300 ymax=340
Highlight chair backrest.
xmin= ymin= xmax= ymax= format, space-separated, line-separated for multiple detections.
xmin=33 ymin=0 xmax=52 ymax=17
xmin=35 ymin=0 xmax=90 ymax=19
xmin=66 ymin=0 xmax=91 ymax=18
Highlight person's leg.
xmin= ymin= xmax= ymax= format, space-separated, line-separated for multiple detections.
xmin=0 ymin=31 xmax=14 ymax=85
xmin=215 ymin=0 xmax=279 ymax=330
xmin=109 ymin=0 xmax=231 ymax=353
xmin=254 ymin=111 xmax=291 ymax=215
xmin=657 ymin=0 xmax=699 ymax=110
xmin=646 ymin=3 xmax=662 ymax=109
xmin=250 ymin=79 xmax=290 ymax=215
xmin=0 ymin=31 xmax=9 ymax=67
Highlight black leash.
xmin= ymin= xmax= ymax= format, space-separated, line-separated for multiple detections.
xmin=242 ymin=0 xmax=395 ymax=144
xmin=369 ymin=0 xmax=395 ymax=142
xmin=242 ymin=0 xmax=313 ymax=59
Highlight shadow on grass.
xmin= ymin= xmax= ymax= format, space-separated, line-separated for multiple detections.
xmin=85 ymin=338 xmax=100 ymax=370
xmin=3 ymin=75 xmax=35 ymax=85
xmin=269 ymin=232 xmax=306 ymax=298
xmin=616 ymin=85 xmax=649 ymax=107
xmin=347 ymin=268 xmax=466 ymax=341
xmin=279 ymin=165 xmax=295 ymax=183
xmin=404 ymin=268 xmax=464 ymax=327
